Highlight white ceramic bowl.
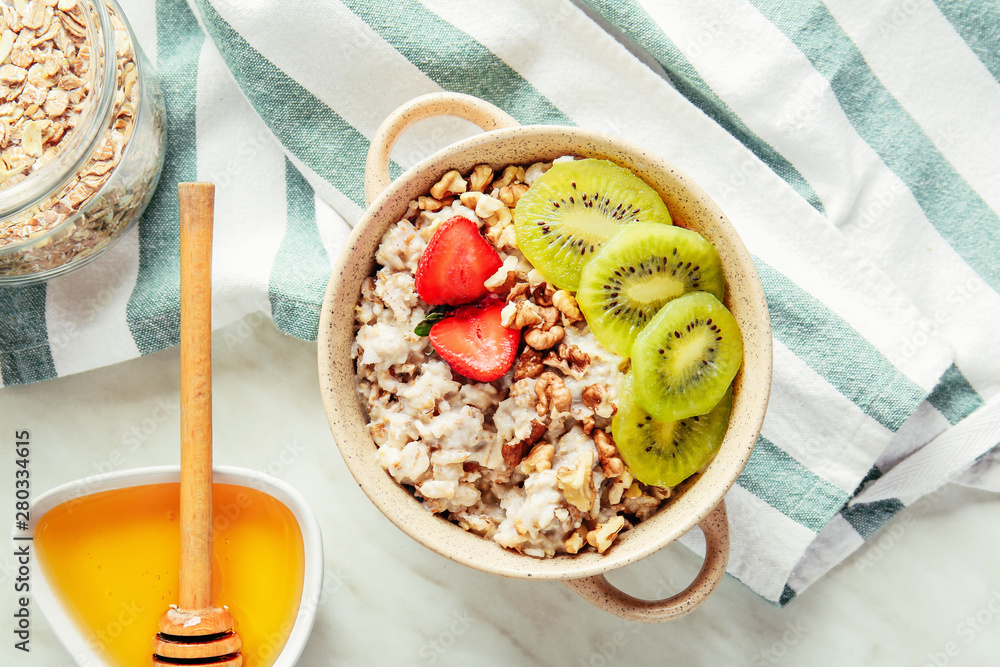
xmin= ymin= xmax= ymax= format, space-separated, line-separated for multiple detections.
xmin=19 ymin=465 xmax=323 ymax=667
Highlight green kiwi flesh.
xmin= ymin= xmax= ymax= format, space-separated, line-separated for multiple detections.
xmin=576 ymin=222 xmax=725 ymax=357
xmin=514 ymin=158 xmax=672 ymax=290
xmin=612 ymin=372 xmax=732 ymax=487
xmin=631 ymin=291 xmax=742 ymax=422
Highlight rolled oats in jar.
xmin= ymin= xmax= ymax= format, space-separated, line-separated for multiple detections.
xmin=0 ymin=0 xmax=165 ymax=285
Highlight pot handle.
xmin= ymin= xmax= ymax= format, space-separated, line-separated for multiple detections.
xmin=562 ymin=499 xmax=730 ymax=622
xmin=364 ymin=92 xmax=520 ymax=206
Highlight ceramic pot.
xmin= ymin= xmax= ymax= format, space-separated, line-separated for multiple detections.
xmin=22 ymin=465 xmax=323 ymax=666
xmin=318 ymin=92 xmax=772 ymax=621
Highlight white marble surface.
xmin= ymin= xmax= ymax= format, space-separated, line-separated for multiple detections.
xmin=2 ymin=315 xmax=998 ymax=666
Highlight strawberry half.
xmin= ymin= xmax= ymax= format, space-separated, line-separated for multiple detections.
xmin=415 ymin=216 xmax=503 ymax=305
xmin=429 ymin=299 xmax=519 ymax=382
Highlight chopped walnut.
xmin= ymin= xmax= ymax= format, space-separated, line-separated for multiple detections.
xmin=519 ymin=443 xmax=554 ymax=475
xmin=534 ymin=371 xmax=571 ymax=416
xmin=608 ymin=471 xmax=634 ymax=504
xmin=581 ymin=383 xmax=616 ymax=418
xmin=468 ymin=164 xmax=493 ymax=192
xmin=492 ymin=165 xmax=525 ymax=189
xmin=417 ymin=195 xmax=444 ymax=212
xmin=507 ymin=282 xmax=531 ymax=302
xmin=543 ymin=343 xmax=590 ymax=378
xmin=581 ymin=384 xmax=607 ymax=410
xmin=586 ymin=515 xmax=626 ymax=553
xmin=557 ymin=449 xmax=596 ymax=512
xmin=531 ymin=282 xmax=555 ymax=307
xmin=497 ymin=182 xmax=529 ymax=207
xmin=525 ymin=325 xmax=564 ymax=350
xmin=459 ymin=190 xmax=505 ymax=218
xmin=513 ymin=347 xmax=545 ymax=381
xmin=501 ymin=299 xmax=542 ymax=329
xmin=502 ymin=419 xmax=547 ymax=467
xmin=430 ymin=169 xmax=467 ymax=199
xmin=593 ymin=429 xmax=625 ymax=478
xmin=524 ymin=161 xmax=551 ymax=185
xmin=483 ymin=208 xmax=513 ymax=245
xmin=622 ymin=494 xmax=661 ymax=521
xmin=552 ymin=290 xmax=583 ymax=323
xmin=564 ymin=526 xmax=588 ymax=555
xmin=537 ymin=305 xmax=561 ymax=330
xmin=580 ymin=415 xmax=596 ymax=435
xmin=648 ymin=485 xmax=672 ymax=501
xmin=485 ymin=256 xmax=519 ymax=293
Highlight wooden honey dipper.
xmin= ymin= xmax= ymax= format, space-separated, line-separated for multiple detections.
xmin=153 ymin=183 xmax=242 ymax=667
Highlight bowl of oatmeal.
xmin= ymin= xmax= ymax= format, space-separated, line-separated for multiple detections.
xmin=318 ymin=93 xmax=772 ymax=621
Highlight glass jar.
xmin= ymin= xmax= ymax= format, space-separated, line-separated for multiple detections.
xmin=0 ymin=0 xmax=165 ymax=285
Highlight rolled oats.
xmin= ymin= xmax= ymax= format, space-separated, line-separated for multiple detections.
xmin=354 ymin=157 xmax=675 ymax=558
xmin=0 ymin=0 xmax=165 ymax=281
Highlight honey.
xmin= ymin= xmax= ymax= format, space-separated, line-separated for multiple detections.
xmin=34 ymin=483 xmax=304 ymax=667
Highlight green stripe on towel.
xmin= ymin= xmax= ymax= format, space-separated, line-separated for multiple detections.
xmin=194 ymin=0 xmax=372 ymax=206
xmin=0 ymin=285 xmax=56 ymax=385
xmin=755 ymin=258 xmax=927 ymax=431
xmin=581 ymin=0 xmax=826 ymax=214
xmin=927 ymin=364 xmax=984 ymax=426
xmin=932 ymin=0 xmax=1000 ymax=85
xmin=737 ymin=435 xmax=850 ymax=532
xmin=126 ymin=0 xmax=202 ymax=355
xmin=750 ymin=0 xmax=1000 ymax=294
xmin=269 ymin=160 xmax=330 ymax=341
xmin=339 ymin=0 xmax=570 ymax=127
xmin=841 ymin=498 xmax=905 ymax=540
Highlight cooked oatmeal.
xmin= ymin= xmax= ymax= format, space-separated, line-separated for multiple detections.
xmin=353 ymin=159 xmax=672 ymax=557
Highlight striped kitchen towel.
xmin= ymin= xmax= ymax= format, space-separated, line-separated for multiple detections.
xmin=1 ymin=0 xmax=998 ymax=604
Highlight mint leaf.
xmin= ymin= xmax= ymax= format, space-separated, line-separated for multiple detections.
xmin=414 ymin=307 xmax=451 ymax=336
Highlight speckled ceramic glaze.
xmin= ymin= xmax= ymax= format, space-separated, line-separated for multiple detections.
xmin=318 ymin=92 xmax=772 ymax=622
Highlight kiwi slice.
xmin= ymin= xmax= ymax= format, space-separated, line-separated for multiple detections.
xmin=612 ymin=372 xmax=732 ymax=487
xmin=514 ymin=158 xmax=672 ymax=290
xmin=576 ymin=222 xmax=725 ymax=357
xmin=631 ymin=291 xmax=742 ymax=422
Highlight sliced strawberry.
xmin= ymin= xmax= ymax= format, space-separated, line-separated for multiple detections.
xmin=429 ymin=299 xmax=519 ymax=382
xmin=415 ymin=216 xmax=503 ymax=305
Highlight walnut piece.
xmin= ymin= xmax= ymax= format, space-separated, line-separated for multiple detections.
xmin=564 ymin=526 xmax=588 ymax=555
xmin=581 ymin=383 xmax=616 ymax=418
xmin=459 ymin=190 xmax=504 ymax=218
xmin=525 ymin=325 xmax=564 ymax=350
xmin=608 ymin=470 xmax=634 ymax=504
xmin=531 ymin=282 xmax=555 ymax=307
xmin=581 ymin=384 xmax=607 ymax=410
xmin=507 ymin=282 xmax=531 ymax=302
xmin=430 ymin=169 xmax=467 ymax=199
xmin=513 ymin=347 xmax=545 ymax=381
xmin=417 ymin=195 xmax=444 ymax=212
xmin=501 ymin=299 xmax=542 ymax=329
xmin=485 ymin=256 xmax=519 ymax=293
xmin=586 ymin=515 xmax=626 ymax=553
xmin=543 ymin=343 xmax=590 ymax=378
xmin=593 ymin=429 xmax=625 ymax=478
xmin=552 ymin=289 xmax=583 ymax=323
xmin=497 ymin=182 xmax=529 ymax=207
xmin=622 ymin=494 xmax=661 ymax=521
xmin=534 ymin=371 xmax=571 ymax=416
xmin=468 ymin=164 xmax=493 ymax=192
xmin=492 ymin=165 xmax=525 ymax=189
xmin=519 ymin=443 xmax=554 ymax=475
xmin=557 ymin=450 xmax=596 ymax=512
xmin=502 ymin=419 xmax=547 ymax=467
